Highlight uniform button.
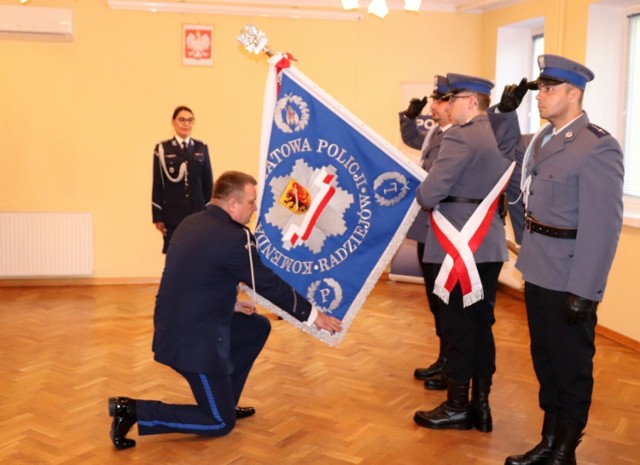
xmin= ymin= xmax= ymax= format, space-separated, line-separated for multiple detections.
xmin=533 ymin=170 xmax=538 ymax=176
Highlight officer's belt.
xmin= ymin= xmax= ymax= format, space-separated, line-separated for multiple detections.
xmin=441 ymin=194 xmax=508 ymax=222
xmin=525 ymin=215 xmax=577 ymax=239
xmin=441 ymin=196 xmax=482 ymax=204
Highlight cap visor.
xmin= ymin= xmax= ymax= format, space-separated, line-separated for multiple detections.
xmin=526 ymin=80 xmax=539 ymax=90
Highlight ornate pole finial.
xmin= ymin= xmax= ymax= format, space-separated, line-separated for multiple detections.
xmin=237 ymin=24 xmax=274 ymax=57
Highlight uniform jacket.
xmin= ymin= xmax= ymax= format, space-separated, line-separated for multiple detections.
xmin=402 ymin=110 xmax=522 ymax=246
xmin=406 ymin=124 xmax=445 ymax=242
xmin=399 ymin=112 xmax=427 ymax=151
xmin=515 ymin=112 xmax=624 ymax=302
xmin=416 ymin=113 xmax=512 ymax=264
xmin=152 ymin=205 xmax=312 ymax=374
xmin=487 ymin=109 xmax=526 ymax=243
xmin=152 ymin=137 xmax=214 ymax=226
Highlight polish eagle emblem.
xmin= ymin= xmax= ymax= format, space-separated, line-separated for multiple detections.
xmin=185 ymin=30 xmax=211 ymax=59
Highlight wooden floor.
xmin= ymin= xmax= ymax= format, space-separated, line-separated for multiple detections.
xmin=1 ymin=279 xmax=639 ymax=465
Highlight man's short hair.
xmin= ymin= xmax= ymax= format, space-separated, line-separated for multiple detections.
xmin=476 ymin=93 xmax=491 ymax=111
xmin=213 ymin=171 xmax=257 ymax=200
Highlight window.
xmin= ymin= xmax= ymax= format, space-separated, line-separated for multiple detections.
xmin=494 ymin=17 xmax=545 ymax=134
xmin=527 ymin=34 xmax=544 ymax=133
xmin=586 ymin=1 xmax=640 ymax=226
xmin=624 ymin=14 xmax=640 ymax=197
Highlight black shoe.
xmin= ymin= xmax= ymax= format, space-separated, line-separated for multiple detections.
xmin=471 ymin=377 xmax=492 ymax=433
xmin=544 ymin=419 xmax=583 ymax=465
xmin=414 ymin=401 xmax=473 ymax=430
xmin=424 ymin=373 xmax=448 ymax=390
xmin=414 ymin=358 xmax=445 ymax=380
xmin=235 ymin=406 xmax=256 ymax=419
xmin=505 ymin=413 xmax=557 ymax=465
xmin=414 ymin=379 xmax=472 ymax=430
xmin=108 ymin=397 xmax=137 ymax=450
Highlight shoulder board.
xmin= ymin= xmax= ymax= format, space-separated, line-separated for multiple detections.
xmin=586 ymin=123 xmax=610 ymax=139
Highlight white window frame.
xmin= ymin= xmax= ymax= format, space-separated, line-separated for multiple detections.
xmin=586 ymin=1 xmax=640 ymax=227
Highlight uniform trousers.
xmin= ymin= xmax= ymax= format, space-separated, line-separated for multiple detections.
xmin=162 ymin=224 xmax=178 ymax=254
xmin=136 ymin=312 xmax=271 ymax=436
xmin=429 ymin=262 xmax=503 ymax=382
xmin=417 ymin=242 xmax=442 ymax=339
xmin=524 ymin=282 xmax=596 ymax=429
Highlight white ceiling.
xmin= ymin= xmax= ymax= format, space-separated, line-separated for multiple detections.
xmin=110 ymin=0 xmax=524 ymax=15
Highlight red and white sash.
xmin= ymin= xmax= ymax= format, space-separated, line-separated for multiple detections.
xmin=430 ymin=162 xmax=515 ymax=307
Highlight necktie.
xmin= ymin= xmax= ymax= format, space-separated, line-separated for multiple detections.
xmin=182 ymin=141 xmax=188 ymax=152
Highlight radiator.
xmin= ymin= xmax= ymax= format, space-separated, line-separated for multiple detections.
xmin=0 ymin=212 xmax=94 ymax=278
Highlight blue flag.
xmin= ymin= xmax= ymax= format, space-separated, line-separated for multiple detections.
xmin=245 ymin=54 xmax=425 ymax=345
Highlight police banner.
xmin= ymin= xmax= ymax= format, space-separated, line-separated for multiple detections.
xmin=243 ymin=51 xmax=425 ymax=346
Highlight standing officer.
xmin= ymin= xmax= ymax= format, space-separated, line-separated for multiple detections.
xmin=505 ymin=55 xmax=624 ymax=465
xmin=413 ymin=74 xmax=514 ymax=433
xmin=109 ymin=171 xmax=343 ymax=450
xmin=152 ymin=105 xmax=214 ymax=253
xmin=399 ymin=76 xmax=453 ymax=391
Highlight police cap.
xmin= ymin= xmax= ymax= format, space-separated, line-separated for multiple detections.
xmin=429 ymin=75 xmax=450 ymax=100
xmin=445 ymin=73 xmax=494 ymax=97
xmin=528 ymin=54 xmax=595 ymax=90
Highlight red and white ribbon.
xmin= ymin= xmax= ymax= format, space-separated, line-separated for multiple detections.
xmin=430 ymin=162 xmax=515 ymax=307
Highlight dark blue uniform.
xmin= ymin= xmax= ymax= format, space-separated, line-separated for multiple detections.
xmin=135 ymin=205 xmax=312 ymax=437
xmin=151 ymin=137 xmax=214 ymax=252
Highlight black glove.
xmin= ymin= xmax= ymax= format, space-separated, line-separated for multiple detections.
xmin=564 ymin=293 xmax=598 ymax=324
xmin=404 ymin=97 xmax=427 ymax=119
xmin=497 ymin=77 xmax=529 ymax=113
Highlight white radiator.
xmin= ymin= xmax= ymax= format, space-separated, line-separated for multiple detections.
xmin=0 ymin=212 xmax=94 ymax=278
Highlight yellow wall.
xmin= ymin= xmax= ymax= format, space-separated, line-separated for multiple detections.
xmin=1 ymin=0 xmax=638 ymax=342
xmin=0 ymin=0 xmax=480 ymax=279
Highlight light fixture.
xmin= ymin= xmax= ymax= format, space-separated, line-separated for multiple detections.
xmin=341 ymin=0 xmax=359 ymax=9
xmin=367 ymin=0 xmax=388 ymax=19
xmin=20 ymin=0 xmax=30 ymax=4
xmin=404 ymin=0 xmax=422 ymax=11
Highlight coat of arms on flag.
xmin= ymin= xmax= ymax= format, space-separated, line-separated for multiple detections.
xmin=238 ymin=25 xmax=425 ymax=345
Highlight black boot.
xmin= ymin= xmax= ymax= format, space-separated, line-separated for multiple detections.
xmin=413 ymin=379 xmax=472 ymax=430
xmin=505 ymin=413 xmax=557 ymax=465
xmin=544 ymin=419 xmax=583 ymax=465
xmin=424 ymin=372 xmax=448 ymax=390
xmin=414 ymin=355 xmax=446 ymax=380
xmin=471 ymin=377 xmax=492 ymax=432
xmin=108 ymin=397 xmax=137 ymax=450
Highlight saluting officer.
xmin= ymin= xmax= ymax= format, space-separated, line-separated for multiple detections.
xmin=413 ymin=74 xmax=515 ymax=433
xmin=152 ymin=106 xmax=214 ymax=253
xmin=505 ymin=55 xmax=624 ymax=465
xmin=400 ymin=76 xmax=454 ymax=391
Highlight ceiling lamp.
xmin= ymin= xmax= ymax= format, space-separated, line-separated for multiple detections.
xmin=367 ymin=0 xmax=388 ymax=19
xmin=404 ymin=0 xmax=422 ymax=11
xmin=341 ymin=0 xmax=359 ymax=9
